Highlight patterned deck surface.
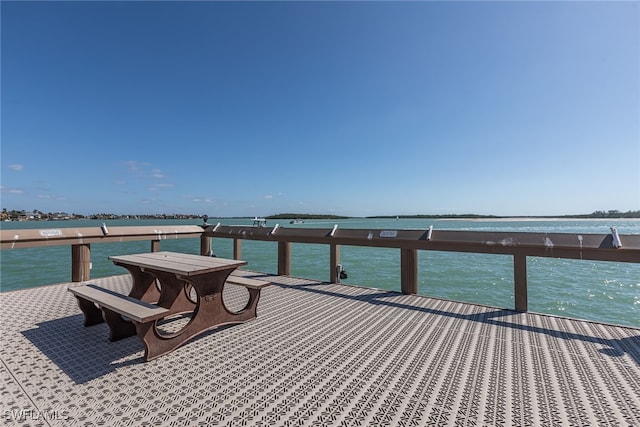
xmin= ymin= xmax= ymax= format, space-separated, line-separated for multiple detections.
xmin=1 ymin=273 xmax=638 ymax=426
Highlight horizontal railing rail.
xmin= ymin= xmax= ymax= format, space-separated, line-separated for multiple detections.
xmin=2 ymin=223 xmax=638 ymax=313
xmin=0 ymin=225 xmax=204 ymax=249
xmin=204 ymin=225 xmax=640 ymax=261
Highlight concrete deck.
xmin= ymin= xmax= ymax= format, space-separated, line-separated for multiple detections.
xmin=1 ymin=273 xmax=638 ymax=426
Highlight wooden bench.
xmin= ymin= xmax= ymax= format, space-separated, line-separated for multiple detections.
xmin=69 ymin=284 xmax=170 ymax=341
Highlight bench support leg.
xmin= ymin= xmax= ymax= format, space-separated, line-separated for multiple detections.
xmin=75 ymin=297 xmax=105 ymax=326
xmin=102 ymin=308 xmax=137 ymax=341
xmin=238 ymin=288 xmax=261 ymax=318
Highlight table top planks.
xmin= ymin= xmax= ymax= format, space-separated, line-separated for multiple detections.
xmin=109 ymin=251 xmax=247 ymax=277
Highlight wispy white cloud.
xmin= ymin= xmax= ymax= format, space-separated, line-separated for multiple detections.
xmin=1 ymin=186 xmax=24 ymax=194
xmin=183 ymin=193 xmax=216 ymax=204
xmin=121 ymin=161 xmax=173 ymax=191
xmin=191 ymin=198 xmax=215 ymax=203
xmin=123 ymin=160 xmax=150 ymax=173
xmin=264 ymin=192 xmax=285 ymax=200
xmin=138 ymin=195 xmax=161 ymax=205
xmin=36 ymin=194 xmax=65 ymax=200
xmin=8 ymin=164 xmax=24 ymax=171
xmin=148 ymin=183 xmax=175 ymax=191
xmin=150 ymin=169 xmax=165 ymax=179
xmin=123 ymin=161 xmax=165 ymax=179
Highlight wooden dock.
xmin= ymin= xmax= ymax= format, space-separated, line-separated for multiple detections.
xmin=1 ymin=273 xmax=638 ymax=426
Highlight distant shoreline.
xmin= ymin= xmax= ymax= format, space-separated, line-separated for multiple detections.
xmin=417 ymin=217 xmax=640 ymax=221
xmin=367 ymin=215 xmax=640 ymax=220
xmin=2 ymin=210 xmax=639 ymax=222
xmin=268 ymin=211 xmax=640 ymax=220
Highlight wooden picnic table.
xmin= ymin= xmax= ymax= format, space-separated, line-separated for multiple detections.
xmin=70 ymin=252 xmax=270 ymax=361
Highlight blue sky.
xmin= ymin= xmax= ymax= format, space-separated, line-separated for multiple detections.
xmin=2 ymin=1 xmax=639 ymax=217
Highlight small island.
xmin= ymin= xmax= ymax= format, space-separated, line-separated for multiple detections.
xmin=265 ymin=213 xmax=349 ymax=220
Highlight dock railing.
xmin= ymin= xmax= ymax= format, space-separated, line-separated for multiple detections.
xmin=2 ymin=223 xmax=639 ymax=312
xmin=0 ymin=225 xmax=204 ymax=282
xmin=205 ymin=224 xmax=640 ymax=312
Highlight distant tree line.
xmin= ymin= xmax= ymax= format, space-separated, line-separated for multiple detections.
xmin=0 ymin=209 xmax=205 ymax=221
xmin=568 ymin=210 xmax=640 ymax=219
xmin=369 ymin=210 xmax=640 ymax=219
xmin=266 ymin=213 xmax=349 ymax=220
xmin=368 ymin=214 xmax=501 ymax=219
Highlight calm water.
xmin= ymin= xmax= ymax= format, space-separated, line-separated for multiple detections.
xmin=1 ymin=218 xmax=639 ymax=327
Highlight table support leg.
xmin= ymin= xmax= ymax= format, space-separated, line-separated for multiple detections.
xmin=117 ymin=264 xmax=161 ymax=303
xmin=134 ymin=273 xmax=263 ymax=361
xmin=152 ymin=270 xmax=197 ymax=314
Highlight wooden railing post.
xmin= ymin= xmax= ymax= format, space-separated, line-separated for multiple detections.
xmin=514 ymin=251 xmax=528 ymax=311
xmin=150 ymin=240 xmax=160 ymax=252
xmin=278 ymin=241 xmax=291 ymax=276
xmin=233 ymin=238 xmax=242 ymax=260
xmin=200 ymin=234 xmax=211 ymax=256
xmin=71 ymin=244 xmax=91 ymax=282
xmin=401 ymin=248 xmax=418 ymax=294
xmin=330 ymin=244 xmax=340 ymax=283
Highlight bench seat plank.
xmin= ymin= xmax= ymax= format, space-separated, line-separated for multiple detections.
xmin=226 ymin=276 xmax=271 ymax=289
xmin=69 ymin=284 xmax=169 ymax=323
